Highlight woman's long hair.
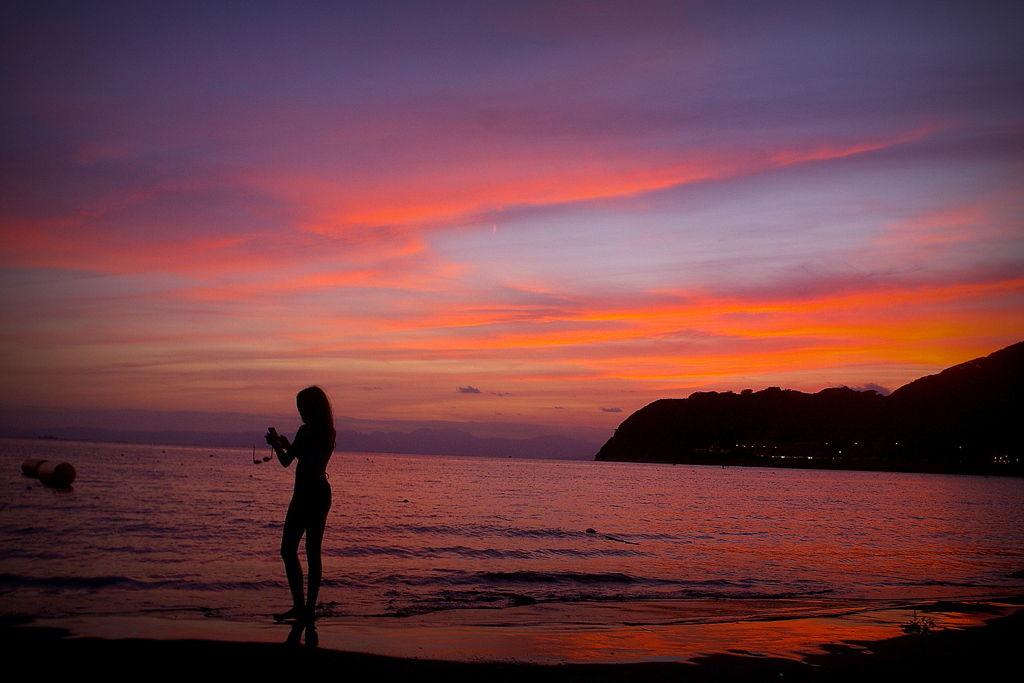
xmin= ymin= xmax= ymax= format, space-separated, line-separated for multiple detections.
xmin=296 ymin=386 xmax=336 ymax=449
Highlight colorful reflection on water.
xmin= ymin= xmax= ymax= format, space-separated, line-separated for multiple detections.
xmin=2 ymin=437 xmax=1022 ymax=660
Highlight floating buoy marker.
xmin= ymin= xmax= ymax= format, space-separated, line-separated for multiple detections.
xmin=21 ymin=459 xmax=76 ymax=488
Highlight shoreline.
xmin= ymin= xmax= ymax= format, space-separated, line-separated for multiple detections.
xmin=5 ymin=435 xmax=1020 ymax=476
xmin=5 ymin=601 xmax=1022 ymax=681
xmin=594 ymin=454 xmax=1024 ymax=477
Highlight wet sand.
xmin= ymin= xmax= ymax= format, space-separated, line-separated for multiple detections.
xmin=5 ymin=598 xmax=1022 ymax=681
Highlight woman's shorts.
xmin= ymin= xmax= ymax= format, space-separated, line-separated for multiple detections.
xmin=286 ymin=480 xmax=332 ymax=527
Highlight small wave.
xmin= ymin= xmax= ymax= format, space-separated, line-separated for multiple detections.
xmin=0 ymin=573 xmax=139 ymax=589
xmin=355 ymin=569 xmax=642 ymax=587
xmin=333 ymin=522 xmax=588 ymax=540
xmin=1 ymin=526 xmax=52 ymax=536
xmin=384 ymin=590 xmax=540 ymax=617
xmin=543 ymin=547 xmax=650 ymax=558
xmin=479 ymin=570 xmax=637 ymax=584
xmin=902 ymin=579 xmax=990 ymax=588
xmin=369 ymin=582 xmax=837 ymax=618
xmin=326 ymin=545 xmax=590 ymax=560
xmin=0 ymin=573 xmax=282 ymax=592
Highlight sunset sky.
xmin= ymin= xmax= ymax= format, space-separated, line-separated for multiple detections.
xmin=2 ymin=1 xmax=1022 ymax=441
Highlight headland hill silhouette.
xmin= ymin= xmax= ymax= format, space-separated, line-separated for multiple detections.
xmin=596 ymin=341 xmax=1023 ymax=476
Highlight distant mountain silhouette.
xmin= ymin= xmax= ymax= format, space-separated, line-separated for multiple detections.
xmin=596 ymin=341 xmax=1024 ymax=475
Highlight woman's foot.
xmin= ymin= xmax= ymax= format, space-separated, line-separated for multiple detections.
xmin=273 ymin=607 xmax=303 ymax=623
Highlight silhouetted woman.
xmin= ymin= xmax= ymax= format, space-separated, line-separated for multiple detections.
xmin=266 ymin=386 xmax=336 ymax=623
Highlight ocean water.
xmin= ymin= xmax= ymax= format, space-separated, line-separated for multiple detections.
xmin=2 ymin=437 xmax=1023 ymax=624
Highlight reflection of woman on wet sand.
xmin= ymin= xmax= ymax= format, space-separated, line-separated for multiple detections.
xmin=266 ymin=386 xmax=336 ymax=623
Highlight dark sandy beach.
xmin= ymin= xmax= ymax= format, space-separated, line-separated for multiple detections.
xmin=6 ymin=602 xmax=1021 ymax=682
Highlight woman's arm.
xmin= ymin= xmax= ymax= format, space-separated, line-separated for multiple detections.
xmin=266 ymin=430 xmax=294 ymax=467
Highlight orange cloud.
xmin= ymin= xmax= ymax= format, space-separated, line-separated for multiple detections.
xmin=264 ymin=126 xmax=942 ymax=233
xmin=0 ymin=122 xmax=946 ymax=292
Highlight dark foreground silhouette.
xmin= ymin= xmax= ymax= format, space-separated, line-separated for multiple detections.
xmin=5 ymin=604 xmax=1022 ymax=682
xmin=266 ymin=386 xmax=337 ymax=624
xmin=597 ymin=341 xmax=1023 ymax=475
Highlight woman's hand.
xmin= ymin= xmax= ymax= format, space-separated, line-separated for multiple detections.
xmin=266 ymin=431 xmax=294 ymax=467
xmin=265 ymin=429 xmax=292 ymax=448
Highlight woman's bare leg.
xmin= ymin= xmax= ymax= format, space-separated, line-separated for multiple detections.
xmin=279 ymin=501 xmax=306 ymax=618
xmin=303 ymin=486 xmax=331 ymax=621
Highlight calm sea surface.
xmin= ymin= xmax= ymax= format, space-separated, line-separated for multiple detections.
xmin=2 ymin=437 xmax=1023 ymax=623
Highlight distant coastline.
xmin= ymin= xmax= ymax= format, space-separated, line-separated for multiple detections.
xmin=595 ymin=451 xmax=1021 ymax=477
xmin=0 ymin=427 xmax=597 ymax=461
xmin=596 ymin=341 xmax=1024 ymax=476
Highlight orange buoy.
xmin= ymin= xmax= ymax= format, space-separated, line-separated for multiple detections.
xmin=36 ymin=461 xmax=76 ymax=488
